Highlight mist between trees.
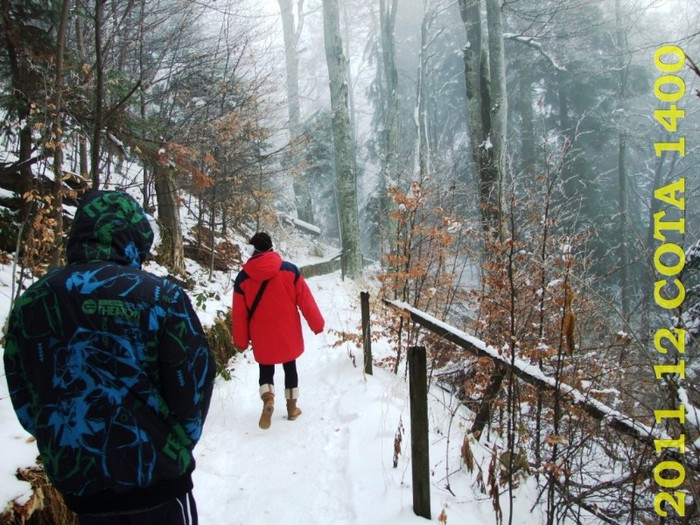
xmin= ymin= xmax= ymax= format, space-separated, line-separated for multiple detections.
xmin=1 ymin=0 xmax=700 ymax=523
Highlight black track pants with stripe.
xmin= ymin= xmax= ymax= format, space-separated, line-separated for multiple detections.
xmin=76 ymin=491 xmax=198 ymax=525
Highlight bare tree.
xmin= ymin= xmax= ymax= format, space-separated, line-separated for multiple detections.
xmin=91 ymin=0 xmax=104 ymax=188
xmin=278 ymin=0 xmax=314 ymax=224
xmin=379 ymin=0 xmax=399 ymax=214
xmin=153 ymin=163 xmax=184 ymax=273
xmin=485 ymin=0 xmax=507 ymax=194
xmin=457 ymin=0 xmax=502 ymax=240
xmin=615 ymin=0 xmax=631 ymax=321
xmin=322 ymin=0 xmax=363 ymax=279
xmin=416 ymin=0 xmax=433 ymax=183
xmin=49 ymin=0 xmax=71 ymax=267
xmin=0 ymin=0 xmax=47 ymax=221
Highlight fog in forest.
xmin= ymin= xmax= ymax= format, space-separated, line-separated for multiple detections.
xmin=1 ymin=0 xmax=700 ymax=522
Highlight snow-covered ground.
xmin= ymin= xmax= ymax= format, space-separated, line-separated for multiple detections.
xmin=192 ymin=270 xmax=551 ymax=524
xmin=0 ymin=257 xmax=553 ymax=524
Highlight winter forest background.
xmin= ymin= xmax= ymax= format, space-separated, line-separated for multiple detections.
xmin=1 ymin=0 xmax=700 ymax=523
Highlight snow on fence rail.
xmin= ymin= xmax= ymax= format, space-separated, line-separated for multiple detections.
xmin=383 ymin=299 xmax=666 ymax=448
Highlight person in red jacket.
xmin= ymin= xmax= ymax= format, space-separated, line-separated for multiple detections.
xmin=232 ymin=232 xmax=325 ymax=429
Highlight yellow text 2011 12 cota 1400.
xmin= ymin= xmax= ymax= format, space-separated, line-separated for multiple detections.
xmin=651 ymin=43 xmax=688 ymax=520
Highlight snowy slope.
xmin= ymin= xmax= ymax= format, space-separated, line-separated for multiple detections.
xmin=0 ymin=265 xmax=554 ymax=524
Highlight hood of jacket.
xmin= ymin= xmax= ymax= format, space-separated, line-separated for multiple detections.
xmin=242 ymin=251 xmax=283 ymax=281
xmin=66 ymin=190 xmax=154 ymax=268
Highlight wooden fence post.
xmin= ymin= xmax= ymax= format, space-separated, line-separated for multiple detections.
xmin=408 ymin=346 xmax=431 ymax=519
xmin=361 ymin=291 xmax=373 ymax=375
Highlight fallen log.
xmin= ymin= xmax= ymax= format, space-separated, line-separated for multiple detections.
xmin=283 ymin=216 xmax=321 ymax=236
xmin=300 ymin=257 xmax=342 ymax=278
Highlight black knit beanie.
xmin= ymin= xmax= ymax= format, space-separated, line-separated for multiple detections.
xmin=249 ymin=232 xmax=273 ymax=252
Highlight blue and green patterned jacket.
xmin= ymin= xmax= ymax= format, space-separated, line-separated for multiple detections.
xmin=3 ymin=190 xmax=215 ymax=514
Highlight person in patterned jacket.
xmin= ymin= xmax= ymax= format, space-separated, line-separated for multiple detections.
xmin=232 ymin=232 xmax=324 ymax=430
xmin=3 ymin=190 xmax=215 ymax=525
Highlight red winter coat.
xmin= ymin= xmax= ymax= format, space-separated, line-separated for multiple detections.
xmin=232 ymin=251 xmax=325 ymax=365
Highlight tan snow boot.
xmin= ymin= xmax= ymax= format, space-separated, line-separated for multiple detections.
xmin=259 ymin=384 xmax=275 ymax=429
xmin=285 ymin=388 xmax=302 ymax=420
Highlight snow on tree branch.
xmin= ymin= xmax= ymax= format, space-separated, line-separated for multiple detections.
xmin=504 ymin=33 xmax=566 ymax=72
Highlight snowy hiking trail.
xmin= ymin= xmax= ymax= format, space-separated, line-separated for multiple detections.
xmin=0 ymin=269 xmax=553 ymax=524
xmin=194 ymin=272 xmax=420 ymax=524
xmin=192 ymin=272 xmax=548 ymax=525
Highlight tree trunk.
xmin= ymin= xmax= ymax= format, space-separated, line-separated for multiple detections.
xmin=91 ymin=0 xmax=105 ymax=189
xmin=322 ymin=0 xmax=363 ymax=279
xmin=49 ymin=0 xmax=71 ymax=268
xmin=153 ymin=164 xmax=185 ymax=274
xmin=517 ymin=55 xmax=536 ymax=184
xmin=458 ymin=0 xmax=501 ymax=240
xmin=485 ymin=0 xmax=507 ymax=184
xmin=458 ymin=0 xmax=485 ymax=178
xmin=379 ymin=0 xmax=399 ymax=193
xmin=557 ymin=69 xmax=578 ymax=202
xmin=278 ymin=0 xmax=300 ymax=133
xmin=341 ymin=1 xmax=358 ymax=140
xmin=457 ymin=0 xmax=510 ymax=463
xmin=1 ymin=0 xmax=35 ymax=220
xmin=615 ymin=0 xmax=630 ymax=322
xmin=74 ymin=12 xmax=90 ymax=183
xmin=416 ymin=1 xmax=432 ymax=182
xmin=278 ymin=0 xmax=314 ymax=224
xmin=618 ymin=131 xmax=630 ymax=320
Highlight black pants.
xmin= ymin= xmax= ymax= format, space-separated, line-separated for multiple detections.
xmin=77 ymin=492 xmax=197 ymax=525
xmin=259 ymin=360 xmax=298 ymax=389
